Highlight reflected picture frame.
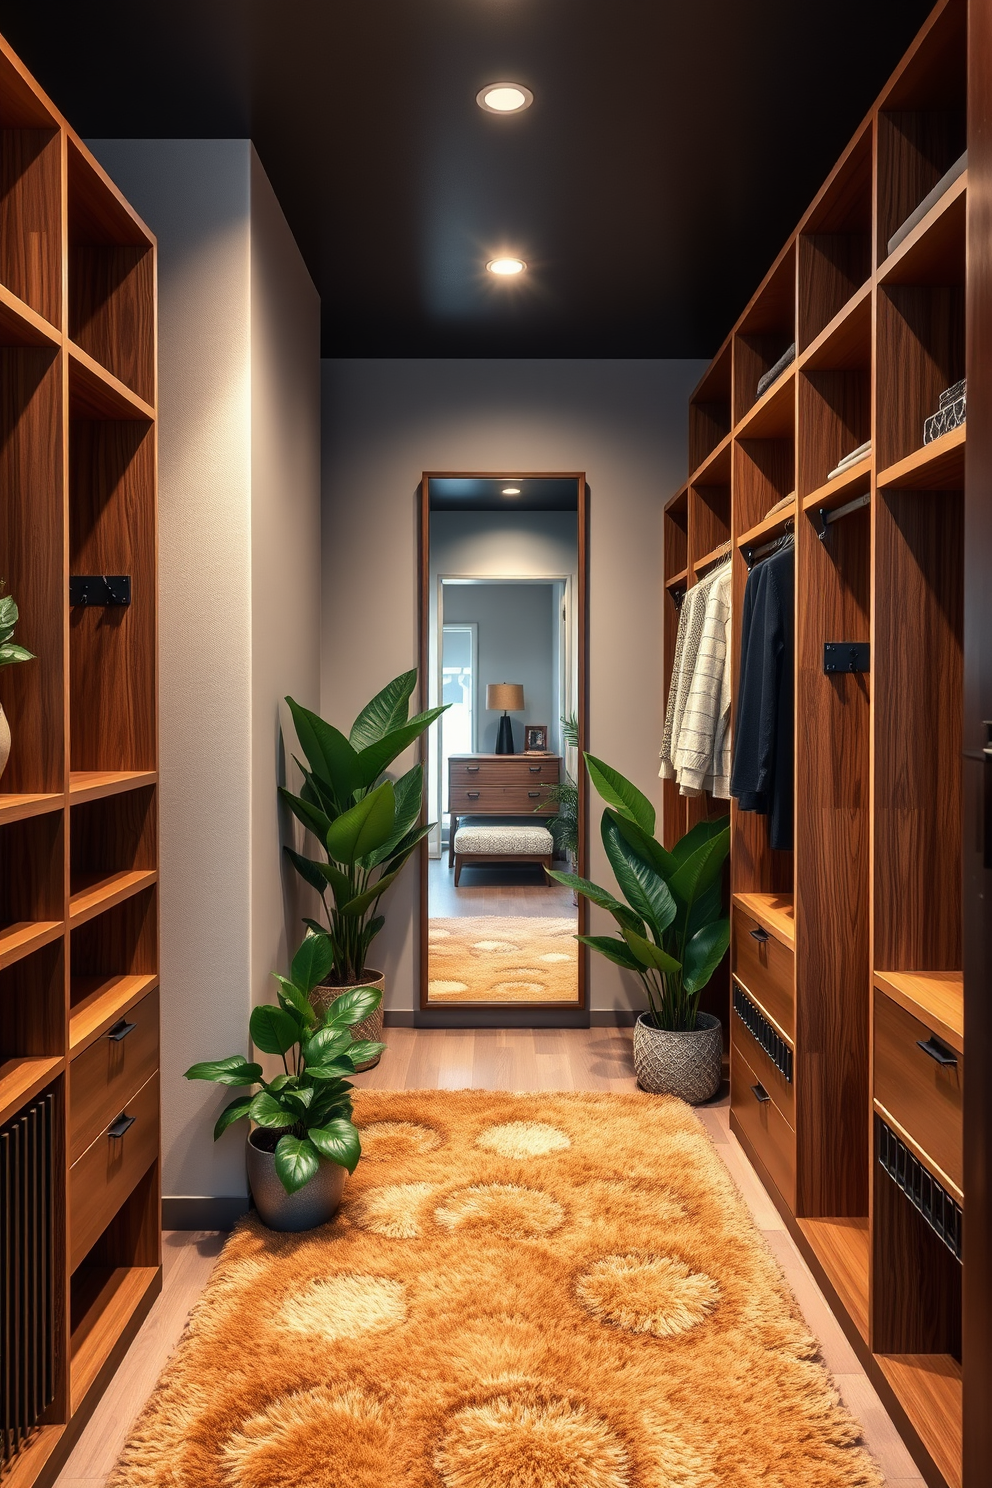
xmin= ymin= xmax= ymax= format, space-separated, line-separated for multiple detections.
xmin=525 ymin=724 xmax=549 ymax=753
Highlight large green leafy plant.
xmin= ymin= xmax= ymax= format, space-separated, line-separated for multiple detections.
xmin=548 ymin=754 xmax=730 ymax=1032
xmin=0 ymin=584 xmax=34 ymax=668
xmin=280 ymin=670 xmax=446 ymax=984
xmin=185 ymin=934 xmax=383 ymax=1194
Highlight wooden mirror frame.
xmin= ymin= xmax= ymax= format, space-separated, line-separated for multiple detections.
xmin=418 ymin=471 xmax=589 ymax=1014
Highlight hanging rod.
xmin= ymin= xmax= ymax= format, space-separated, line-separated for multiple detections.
xmin=694 ymin=544 xmax=732 ymax=577
xmin=818 ymin=490 xmax=870 ymax=541
xmin=743 ymin=518 xmax=793 ymax=569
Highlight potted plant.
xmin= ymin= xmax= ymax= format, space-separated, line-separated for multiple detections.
xmin=185 ymin=932 xmax=383 ymax=1231
xmin=0 ymin=583 xmax=35 ymax=783
xmin=280 ymin=669 xmax=446 ymax=1066
xmin=542 ymin=711 xmax=580 ymax=877
xmin=548 ymin=754 xmax=730 ymax=1102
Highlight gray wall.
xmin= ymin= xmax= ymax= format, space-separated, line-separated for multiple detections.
xmin=321 ymin=357 xmax=706 ymax=1015
xmin=87 ymin=141 xmax=321 ymax=1205
xmin=442 ymin=582 xmax=555 ymax=755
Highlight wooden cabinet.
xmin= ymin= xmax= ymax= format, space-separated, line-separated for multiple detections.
xmin=69 ymin=1073 xmax=160 ymax=1272
xmin=69 ymin=988 xmax=159 ymax=1165
xmin=874 ymin=989 xmax=963 ymax=1195
xmin=732 ymin=905 xmax=794 ymax=1040
xmin=447 ymin=754 xmax=559 ymax=865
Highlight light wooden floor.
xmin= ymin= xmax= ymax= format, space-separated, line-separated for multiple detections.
xmin=56 ymin=1029 xmax=925 ymax=1488
xmin=429 ymin=853 xmax=575 ymax=918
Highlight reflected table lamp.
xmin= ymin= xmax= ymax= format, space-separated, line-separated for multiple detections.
xmin=487 ymin=683 xmax=525 ymax=755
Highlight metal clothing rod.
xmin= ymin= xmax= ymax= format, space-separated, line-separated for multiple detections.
xmin=818 ymin=490 xmax=870 ymax=540
xmin=743 ymin=518 xmax=794 ymax=570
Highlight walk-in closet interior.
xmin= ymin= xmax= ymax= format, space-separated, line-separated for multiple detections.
xmin=0 ymin=1 xmax=989 ymax=1486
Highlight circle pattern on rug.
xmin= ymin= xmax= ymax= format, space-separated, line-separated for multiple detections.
xmin=435 ymin=1183 xmax=565 ymax=1239
xmin=359 ymin=1120 xmax=444 ymax=1162
xmin=351 ymin=1182 xmax=435 ymax=1239
xmin=223 ymin=1386 xmax=399 ymax=1488
xmin=436 ymin=1395 xmax=631 ymax=1488
xmin=471 ymin=938 xmax=521 ymax=953
xmin=280 ymin=1274 xmax=406 ymax=1341
xmin=429 ymin=980 xmax=469 ymax=996
xmin=538 ymin=952 xmax=572 ymax=963
xmin=492 ymin=980 xmax=545 ymax=998
xmin=476 ymin=1121 xmax=572 ymax=1160
xmin=576 ymin=1253 xmax=719 ymax=1338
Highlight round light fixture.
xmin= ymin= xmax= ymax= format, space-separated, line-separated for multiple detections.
xmin=487 ymin=257 xmax=526 ymax=276
xmin=477 ymin=82 xmax=533 ymax=114
xmin=502 ymin=486 xmax=521 ymax=495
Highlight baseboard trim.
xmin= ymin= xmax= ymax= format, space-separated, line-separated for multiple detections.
xmin=163 ymin=1196 xmax=250 ymax=1231
xmin=414 ymin=1007 xmax=591 ymax=1029
xmin=590 ymin=1011 xmax=637 ymax=1026
xmin=383 ymin=1011 xmax=415 ymax=1026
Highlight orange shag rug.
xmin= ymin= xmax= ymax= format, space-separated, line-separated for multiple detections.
xmin=428 ymin=917 xmax=578 ymax=1002
xmin=111 ymin=1091 xmax=881 ymax=1488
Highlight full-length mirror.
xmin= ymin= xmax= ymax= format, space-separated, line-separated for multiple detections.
xmin=419 ymin=474 xmax=587 ymax=1008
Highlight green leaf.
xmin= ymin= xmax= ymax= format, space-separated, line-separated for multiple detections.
xmin=249 ymin=1004 xmax=300 ymax=1057
xmin=273 ymin=1134 xmax=321 ymax=1195
xmin=324 ymin=780 xmax=396 ymax=865
xmin=671 ymin=815 xmax=730 ymax=864
xmin=345 ymin=1039 xmax=385 ymax=1066
xmin=308 ymin=1118 xmax=361 ymax=1174
xmin=353 ymin=708 xmax=447 ymax=788
xmin=285 ymin=697 xmax=360 ymax=803
xmin=308 ymin=1060 xmax=357 ymax=1081
xmin=576 ymin=934 xmax=644 ymax=971
xmin=249 ymin=1089 xmax=292 ymax=1128
xmin=545 ymin=870 xmax=646 ymax=938
xmin=273 ymin=975 xmax=319 ymax=1029
xmin=584 ymin=753 xmax=655 ymax=834
xmin=0 ymin=642 xmax=34 ymax=666
xmin=362 ymin=764 xmax=425 ymax=867
xmin=683 ymin=918 xmax=731 ymax=994
xmin=184 ymin=1056 xmax=262 ymax=1086
xmin=669 ymin=825 xmax=730 ymax=913
xmin=607 ymin=811 xmax=679 ymax=882
xmin=621 ymin=927 xmax=682 ymax=974
xmin=213 ymin=1096 xmax=254 ymax=1139
xmin=284 ymin=847 xmax=330 ymax=895
xmin=278 ymin=786 xmax=332 ymax=843
xmin=280 ymin=1086 xmax=314 ymax=1115
xmin=303 ymin=1026 xmax=353 ymax=1065
xmin=338 ymin=865 xmax=403 ymax=918
xmin=291 ymin=933 xmax=334 ymax=995
xmin=295 ymin=760 xmax=339 ymax=818
xmin=322 ymin=985 xmax=382 ymax=1028
xmin=349 ymin=669 xmax=418 ymax=749
xmin=377 ymin=823 xmax=433 ymax=876
xmin=0 ymin=595 xmax=17 ymax=632
xmin=601 ymin=815 xmax=677 ymax=940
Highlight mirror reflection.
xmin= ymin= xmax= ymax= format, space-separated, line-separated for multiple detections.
xmin=425 ymin=477 xmax=582 ymax=1006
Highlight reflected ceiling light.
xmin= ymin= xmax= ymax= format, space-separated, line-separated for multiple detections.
xmin=487 ymin=257 xmax=526 ymax=276
xmin=502 ymin=486 xmax=521 ymax=495
xmin=477 ymin=82 xmax=533 ymax=114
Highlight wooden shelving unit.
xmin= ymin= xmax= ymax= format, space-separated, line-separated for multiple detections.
xmin=0 ymin=26 xmax=159 ymax=1487
xmin=664 ymin=3 xmax=969 ymax=1482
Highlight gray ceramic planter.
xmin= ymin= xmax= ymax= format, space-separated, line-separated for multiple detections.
xmin=632 ymin=1011 xmax=723 ymax=1103
xmin=246 ymin=1129 xmax=346 ymax=1232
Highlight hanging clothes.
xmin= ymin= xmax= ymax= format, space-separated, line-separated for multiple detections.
xmin=660 ymin=559 xmax=732 ymax=799
xmin=730 ymin=540 xmax=794 ymax=850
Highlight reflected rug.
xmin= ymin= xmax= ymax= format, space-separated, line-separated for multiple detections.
xmin=428 ymin=916 xmax=578 ymax=1003
xmin=111 ymin=1091 xmax=881 ymax=1488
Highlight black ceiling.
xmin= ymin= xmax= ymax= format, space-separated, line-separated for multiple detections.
xmin=429 ymin=477 xmax=578 ymax=510
xmin=0 ymin=0 xmax=936 ymax=358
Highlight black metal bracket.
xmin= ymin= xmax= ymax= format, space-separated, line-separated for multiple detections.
xmin=70 ymin=575 xmax=131 ymax=607
xmin=823 ymin=642 xmax=869 ymax=674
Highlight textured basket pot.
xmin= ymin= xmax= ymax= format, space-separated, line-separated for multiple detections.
xmin=0 ymin=704 xmax=10 ymax=783
xmin=312 ymin=968 xmax=384 ymax=1070
xmin=246 ymin=1128 xmax=346 ymax=1232
xmin=633 ymin=1011 xmax=723 ymax=1103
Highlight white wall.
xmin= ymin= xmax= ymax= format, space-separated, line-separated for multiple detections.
xmin=87 ymin=140 xmax=321 ymax=1205
xmin=321 ymin=358 xmax=706 ymax=1015
xmin=442 ymin=582 xmax=555 ymax=755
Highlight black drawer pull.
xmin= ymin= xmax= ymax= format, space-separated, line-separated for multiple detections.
xmin=749 ymin=927 xmax=769 ymax=943
xmin=467 ymin=791 xmax=480 ymax=798
xmin=528 ymin=790 xmax=542 ymax=797
xmin=466 ymin=765 xmax=480 ymax=773
xmin=750 ymin=1082 xmax=771 ymax=1104
xmin=916 ymin=1036 xmax=958 ymax=1068
xmin=108 ymin=1018 xmax=137 ymax=1042
xmin=108 ymin=1112 xmax=136 ymax=1139
xmin=529 ymin=765 xmax=541 ymax=773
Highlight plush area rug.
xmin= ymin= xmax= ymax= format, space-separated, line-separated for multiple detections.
xmin=428 ymin=916 xmax=578 ymax=1002
xmin=111 ymin=1091 xmax=881 ymax=1488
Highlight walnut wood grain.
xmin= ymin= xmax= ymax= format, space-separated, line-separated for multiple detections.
xmin=0 ymin=1053 xmax=63 ymax=1126
xmin=69 ymin=988 xmax=158 ymax=1164
xmin=0 ymin=938 xmax=63 ymax=1060
xmin=874 ymin=971 xmax=963 ymax=1057
xmin=733 ymin=906 xmax=795 ymax=1039
xmin=68 ymin=973 xmax=159 ymax=1056
xmin=797 ymin=1216 xmax=870 ymax=1341
xmin=797 ymin=368 xmax=871 ymax=497
xmin=0 ymin=128 xmax=61 ymax=326
xmin=876 ymin=1354 xmax=963 ymax=1488
xmin=874 ymin=990 xmax=963 ymax=1192
xmin=730 ymin=1034 xmax=796 ymax=1210
xmin=69 ymin=1070 xmax=159 ymax=1271
xmin=876 ymin=425 xmax=965 ymax=491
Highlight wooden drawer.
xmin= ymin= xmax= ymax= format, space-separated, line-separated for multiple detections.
xmin=732 ymin=907 xmax=794 ymax=1040
xmin=449 ymin=785 xmax=555 ymax=815
xmin=731 ymin=1035 xmax=796 ymax=1210
xmin=69 ymin=988 xmax=159 ymax=1164
xmin=731 ymin=985 xmax=795 ymax=1125
xmin=874 ymin=990 xmax=963 ymax=1192
xmin=70 ymin=1071 xmax=159 ymax=1271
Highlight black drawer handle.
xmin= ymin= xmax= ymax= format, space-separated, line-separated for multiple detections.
xmin=466 ymin=765 xmax=480 ymax=773
xmin=916 ymin=1036 xmax=958 ymax=1068
xmin=750 ymin=1082 xmax=771 ymax=1104
xmin=467 ymin=791 xmax=480 ymax=798
xmin=528 ymin=790 xmax=543 ymax=797
xmin=529 ymin=765 xmax=541 ymax=773
xmin=108 ymin=1112 xmax=136 ymax=1139
xmin=108 ymin=1018 xmax=137 ymax=1042
xmin=749 ymin=927 xmax=769 ymax=943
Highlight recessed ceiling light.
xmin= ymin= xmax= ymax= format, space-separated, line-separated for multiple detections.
xmin=487 ymin=257 xmax=526 ymax=276
xmin=477 ymin=83 xmax=533 ymax=114
xmin=502 ymin=486 xmax=521 ymax=495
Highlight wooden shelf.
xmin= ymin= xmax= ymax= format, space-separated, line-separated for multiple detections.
xmin=67 ymin=339 xmax=155 ymax=422
xmin=879 ymin=170 xmax=967 ymax=288
xmin=0 ymin=1425 xmax=66 ymax=1488
xmin=664 ymin=567 xmax=688 ymax=590
xmin=0 ymin=1054 xmax=64 ymax=1126
xmin=690 ymin=430 xmax=732 ymax=486
xmin=69 ymin=973 xmax=159 ymax=1056
xmin=692 ymin=543 xmax=732 ymax=575
xmin=0 ymin=918 xmax=63 ymax=973
xmin=732 ymin=892 xmax=795 ymax=950
xmin=874 ymin=971 xmax=963 ymax=1055
xmin=735 ymin=366 xmax=795 ymax=440
xmin=0 ymin=791 xmax=64 ymax=826
xmin=876 ymin=425 xmax=965 ymax=492
xmin=70 ymin=1264 xmax=160 ymax=1415
xmin=664 ymin=484 xmax=688 ymax=515
xmin=801 ymin=454 xmax=872 ymax=516
xmin=797 ymin=1215 xmax=870 ymax=1341
xmin=0 ymin=281 xmax=61 ymax=349
xmin=736 ymin=501 xmax=796 ymax=552
xmin=69 ymin=869 xmax=157 ymax=927
xmin=69 ymin=770 xmax=157 ymax=804
xmin=799 ymin=281 xmax=871 ymax=372
xmin=876 ymin=1354 xmax=962 ymax=1488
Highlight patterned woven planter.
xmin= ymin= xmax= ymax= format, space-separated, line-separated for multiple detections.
xmin=632 ymin=1011 xmax=722 ymax=1103
xmin=312 ymin=969 xmax=385 ymax=1071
